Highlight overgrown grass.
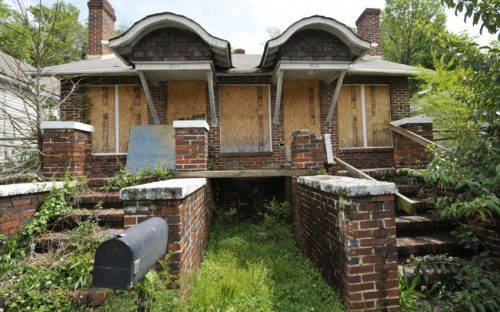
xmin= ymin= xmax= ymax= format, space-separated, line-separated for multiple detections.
xmin=187 ymin=218 xmax=344 ymax=311
xmin=99 ymin=201 xmax=344 ymax=311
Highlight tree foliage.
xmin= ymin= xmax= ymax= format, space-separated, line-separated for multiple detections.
xmin=0 ymin=0 xmax=86 ymax=66
xmin=418 ymin=33 xmax=500 ymax=220
xmin=441 ymin=0 xmax=500 ymax=39
xmin=381 ymin=0 xmax=447 ymax=68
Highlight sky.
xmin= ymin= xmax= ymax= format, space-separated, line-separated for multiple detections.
xmin=25 ymin=0 xmax=500 ymax=54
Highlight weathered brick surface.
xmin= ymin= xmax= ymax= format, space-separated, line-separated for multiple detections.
xmin=175 ymin=127 xmax=208 ymax=171
xmin=356 ymin=8 xmax=381 ymax=56
xmin=0 ymin=193 xmax=47 ymax=236
xmin=131 ymin=28 xmax=213 ymax=62
xmin=123 ymin=183 xmax=214 ymax=279
xmin=87 ymin=0 xmax=116 ymax=56
xmin=393 ymin=123 xmax=433 ymax=168
xmin=469 ymin=218 xmax=500 ymax=256
xmin=278 ymin=29 xmax=351 ymax=63
xmin=42 ymin=129 xmax=92 ymax=177
xmin=294 ymin=182 xmax=399 ymax=311
xmin=213 ymin=177 xmax=286 ymax=212
xmin=87 ymin=154 xmax=127 ymax=177
xmin=290 ymin=130 xmax=325 ymax=169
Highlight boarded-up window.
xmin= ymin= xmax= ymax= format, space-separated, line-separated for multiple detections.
xmin=338 ymin=86 xmax=363 ymax=147
xmin=283 ymin=80 xmax=321 ymax=160
xmin=88 ymin=86 xmax=148 ymax=153
xmin=338 ymin=85 xmax=392 ymax=148
xmin=118 ymin=86 xmax=149 ymax=152
xmin=220 ymin=85 xmax=271 ymax=153
xmin=167 ymin=81 xmax=206 ymax=125
xmin=88 ymin=86 xmax=116 ymax=153
xmin=365 ymin=86 xmax=391 ymax=146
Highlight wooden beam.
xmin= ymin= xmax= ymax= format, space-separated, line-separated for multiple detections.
xmin=390 ymin=125 xmax=451 ymax=153
xmin=138 ymin=71 xmax=160 ymax=124
xmin=326 ymin=71 xmax=346 ymax=125
xmin=173 ymin=169 xmax=311 ymax=178
xmin=273 ymin=70 xmax=284 ymax=124
xmin=335 ymin=157 xmax=418 ymax=214
xmin=335 ymin=157 xmax=376 ymax=181
xmin=206 ymin=71 xmax=218 ymax=126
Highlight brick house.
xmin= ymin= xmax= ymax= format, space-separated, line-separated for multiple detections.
xmin=42 ymin=0 xmax=420 ymax=177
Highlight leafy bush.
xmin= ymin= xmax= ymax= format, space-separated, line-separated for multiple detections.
xmin=415 ymin=35 xmax=500 ymax=222
xmin=0 ymin=220 xmax=104 ymax=311
xmin=400 ymin=252 xmax=500 ymax=311
xmin=102 ymin=167 xmax=173 ymax=191
xmin=263 ymin=198 xmax=292 ymax=223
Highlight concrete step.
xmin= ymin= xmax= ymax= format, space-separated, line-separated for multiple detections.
xmin=396 ymin=214 xmax=457 ymax=236
xmin=87 ymin=178 xmax=111 ymax=189
xmin=76 ymin=191 xmax=122 ymax=209
xmin=49 ymin=209 xmax=124 ymax=231
xmin=397 ymin=233 xmax=466 ymax=259
xmin=35 ymin=228 xmax=125 ymax=253
xmin=95 ymin=209 xmax=124 ymax=228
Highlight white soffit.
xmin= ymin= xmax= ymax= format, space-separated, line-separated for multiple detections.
xmin=260 ymin=16 xmax=371 ymax=68
xmin=109 ymin=13 xmax=231 ymax=68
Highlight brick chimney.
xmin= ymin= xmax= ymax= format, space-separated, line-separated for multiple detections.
xmin=87 ymin=0 xmax=116 ymax=57
xmin=355 ymin=8 xmax=381 ymax=56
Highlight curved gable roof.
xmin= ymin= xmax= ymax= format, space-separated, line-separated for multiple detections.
xmin=259 ymin=16 xmax=372 ymax=68
xmin=108 ymin=12 xmax=232 ymax=68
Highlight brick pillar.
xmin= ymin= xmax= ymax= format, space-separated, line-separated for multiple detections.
xmin=392 ymin=117 xmax=434 ymax=168
xmin=121 ymin=178 xmax=213 ymax=278
xmin=41 ymin=121 xmax=93 ymax=177
xmin=173 ymin=120 xmax=209 ymax=172
xmin=295 ymin=176 xmax=399 ymax=311
xmin=291 ymin=130 xmax=326 ymax=169
xmin=87 ymin=0 xmax=116 ymax=57
xmin=356 ymin=8 xmax=381 ymax=56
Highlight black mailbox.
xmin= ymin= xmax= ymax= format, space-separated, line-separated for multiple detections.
xmin=92 ymin=217 xmax=169 ymax=290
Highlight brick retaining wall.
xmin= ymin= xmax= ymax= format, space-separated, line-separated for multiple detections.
xmin=294 ymin=176 xmax=399 ymax=311
xmin=121 ymin=179 xmax=214 ymax=279
xmin=0 ymin=182 xmax=63 ymax=236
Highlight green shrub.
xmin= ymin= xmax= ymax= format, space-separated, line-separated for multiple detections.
xmin=102 ymin=167 xmax=173 ymax=192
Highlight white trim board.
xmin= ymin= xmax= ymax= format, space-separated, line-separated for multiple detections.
xmin=41 ymin=121 xmax=94 ymax=133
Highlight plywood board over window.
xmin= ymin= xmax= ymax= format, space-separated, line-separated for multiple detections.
xmin=365 ymin=85 xmax=391 ymax=146
xmin=283 ymin=80 xmax=321 ymax=160
xmin=338 ymin=86 xmax=363 ymax=148
xmin=119 ymin=86 xmax=149 ymax=153
xmin=167 ymin=81 xmax=206 ymax=125
xmin=88 ymin=86 xmax=116 ymax=153
xmin=220 ymin=85 xmax=271 ymax=153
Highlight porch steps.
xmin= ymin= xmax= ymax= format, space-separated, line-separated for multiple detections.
xmin=34 ymin=228 xmax=125 ymax=254
xmin=49 ymin=209 xmax=124 ymax=231
xmin=397 ymin=233 xmax=465 ymax=258
xmin=76 ymin=191 xmax=122 ymax=209
xmin=396 ymin=214 xmax=457 ymax=236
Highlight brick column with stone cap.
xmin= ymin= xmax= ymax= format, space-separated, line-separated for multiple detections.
xmin=41 ymin=121 xmax=93 ymax=178
xmin=391 ymin=117 xmax=434 ymax=168
xmin=173 ymin=120 xmax=209 ymax=172
xmin=120 ymin=178 xmax=213 ymax=278
xmin=290 ymin=130 xmax=327 ymax=169
xmin=294 ymin=175 xmax=399 ymax=311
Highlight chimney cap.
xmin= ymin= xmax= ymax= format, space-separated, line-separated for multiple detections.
xmin=355 ymin=8 xmax=381 ymax=26
xmin=233 ymin=48 xmax=246 ymax=54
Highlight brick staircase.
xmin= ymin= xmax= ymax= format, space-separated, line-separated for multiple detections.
xmin=333 ymin=165 xmax=467 ymax=261
xmin=394 ymin=183 xmax=466 ymax=260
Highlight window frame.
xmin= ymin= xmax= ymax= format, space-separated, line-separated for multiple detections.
xmin=88 ymin=84 xmax=144 ymax=156
xmin=218 ymin=84 xmax=273 ymax=154
xmin=339 ymin=83 xmax=393 ymax=149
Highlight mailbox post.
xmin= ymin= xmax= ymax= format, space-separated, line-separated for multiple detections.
xmin=92 ymin=217 xmax=169 ymax=310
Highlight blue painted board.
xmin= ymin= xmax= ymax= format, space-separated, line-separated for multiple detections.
xmin=125 ymin=125 xmax=175 ymax=173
